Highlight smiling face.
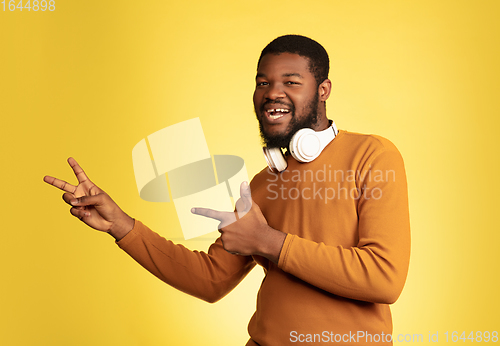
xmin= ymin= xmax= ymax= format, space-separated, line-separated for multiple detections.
xmin=253 ymin=53 xmax=331 ymax=148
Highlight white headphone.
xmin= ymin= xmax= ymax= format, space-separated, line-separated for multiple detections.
xmin=263 ymin=121 xmax=339 ymax=173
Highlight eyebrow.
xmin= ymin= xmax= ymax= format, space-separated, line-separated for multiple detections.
xmin=256 ymin=72 xmax=304 ymax=79
xmin=283 ymin=73 xmax=303 ymax=78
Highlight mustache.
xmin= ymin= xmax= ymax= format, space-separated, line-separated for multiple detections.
xmin=260 ymin=100 xmax=295 ymax=114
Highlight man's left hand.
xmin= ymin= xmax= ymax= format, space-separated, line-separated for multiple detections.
xmin=191 ymin=182 xmax=286 ymax=263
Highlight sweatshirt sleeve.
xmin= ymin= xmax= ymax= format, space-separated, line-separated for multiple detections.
xmin=277 ymin=144 xmax=411 ymax=304
xmin=117 ymin=221 xmax=256 ymax=303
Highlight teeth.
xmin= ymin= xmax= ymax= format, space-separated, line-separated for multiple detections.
xmin=268 ymin=108 xmax=289 ymax=120
xmin=265 ymin=107 xmax=290 ymax=120
xmin=267 ymin=108 xmax=289 ymax=114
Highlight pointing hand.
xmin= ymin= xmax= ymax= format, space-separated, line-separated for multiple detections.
xmin=44 ymin=157 xmax=134 ymax=240
xmin=191 ymin=182 xmax=285 ymax=262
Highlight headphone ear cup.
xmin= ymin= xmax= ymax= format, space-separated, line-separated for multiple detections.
xmin=290 ymin=128 xmax=322 ymax=163
xmin=263 ymin=122 xmax=338 ymax=171
xmin=263 ymin=147 xmax=288 ymax=173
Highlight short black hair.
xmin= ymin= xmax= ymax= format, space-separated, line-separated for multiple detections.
xmin=257 ymin=35 xmax=330 ymax=86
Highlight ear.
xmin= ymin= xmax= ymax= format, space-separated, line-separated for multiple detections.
xmin=318 ymin=79 xmax=332 ymax=102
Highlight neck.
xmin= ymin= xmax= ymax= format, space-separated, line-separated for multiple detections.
xmin=313 ymin=108 xmax=330 ymax=131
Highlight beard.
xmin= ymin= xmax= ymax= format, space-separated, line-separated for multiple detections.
xmin=257 ymin=92 xmax=320 ymax=149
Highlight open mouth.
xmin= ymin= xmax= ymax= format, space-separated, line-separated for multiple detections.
xmin=265 ymin=108 xmax=290 ymax=120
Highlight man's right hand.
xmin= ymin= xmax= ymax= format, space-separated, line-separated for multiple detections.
xmin=44 ymin=157 xmax=134 ymax=241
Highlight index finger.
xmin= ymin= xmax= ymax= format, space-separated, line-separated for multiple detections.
xmin=191 ymin=207 xmax=238 ymax=229
xmin=67 ymin=157 xmax=90 ymax=184
xmin=191 ymin=207 xmax=226 ymax=221
xmin=43 ymin=175 xmax=77 ymax=194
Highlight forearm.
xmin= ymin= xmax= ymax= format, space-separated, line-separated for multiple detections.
xmin=117 ymin=220 xmax=255 ymax=303
xmin=108 ymin=213 xmax=135 ymax=241
xmin=278 ymin=231 xmax=410 ymax=304
xmin=255 ymin=226 xmax=287 ymax=264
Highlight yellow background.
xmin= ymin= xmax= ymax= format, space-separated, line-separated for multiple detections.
xmin=1 ymin=0 xmax=499 ymax=345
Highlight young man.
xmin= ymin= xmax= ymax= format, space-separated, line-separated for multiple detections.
xmin=45 ymin=35 xmax=410 ymax=345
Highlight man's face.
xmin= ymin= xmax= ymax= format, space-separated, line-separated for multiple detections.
xmin=253 ymin=53 xmax=321 ymax=148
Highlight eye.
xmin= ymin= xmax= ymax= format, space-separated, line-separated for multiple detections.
xmin=285 ymin=81 xmax=299 ymax=85
xmin=256 ymin=81 xmax=269 ymax=87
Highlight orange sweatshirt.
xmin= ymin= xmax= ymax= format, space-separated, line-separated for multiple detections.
xmin=117 ymin=130 xmax=411 ymax=345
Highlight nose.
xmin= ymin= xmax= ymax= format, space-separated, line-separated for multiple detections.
xmin=264 ymin=83 xmax=286 ymax=100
